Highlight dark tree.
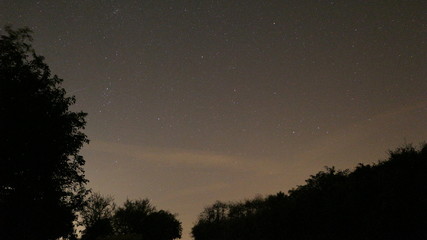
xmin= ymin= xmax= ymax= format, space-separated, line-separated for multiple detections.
xmin=113 ymin=199 xmax=156 ymax=236
xmin=80 ymin=196 xmax=182 ymax=240
xmin=192 ymin=144 xmax=427 ymax=240
xmin=143 ymin=210 xmax=182 ymax=240
xmin=112 ymin=199 xmax=182 ymax=240
xmin=0 ymin=26 xmax=89 ymax=240
xmin=81 ymin=193 xmax=116 ymax=240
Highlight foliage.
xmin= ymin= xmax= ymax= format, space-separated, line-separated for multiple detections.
xmin=81 ymin=193 xmax=116 ymax=240
xmin=192 ymin=144 xmax=427 ymax=240
xmin=0 ymin=26 xmax=89 ymax=240
xmin=80 ymin=196 xmax=182 ymax=240
xmin=141 ymin=210 xmax=182 ymax=240
xmin=114 ymin=199 xmax=156 ymax=235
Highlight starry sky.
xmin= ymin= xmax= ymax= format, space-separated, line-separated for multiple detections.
xmin=1 ymin=0 xmax=427 ymax=238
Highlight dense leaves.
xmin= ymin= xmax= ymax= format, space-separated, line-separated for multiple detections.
xmin=192 ymin=144 xmax=427 ymax=240
xmin=0 ymin=26 xmax=89 ymax=240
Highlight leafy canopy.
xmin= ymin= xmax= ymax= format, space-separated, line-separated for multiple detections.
xmin=81 ymin=195 xmax=182 ymax=240
xmin=192 ymin=144 xmax=427 ymax=240
xmin=0 ymin=26 xmax=88 ymax=240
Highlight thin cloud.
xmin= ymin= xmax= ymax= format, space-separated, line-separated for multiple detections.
xmin=86 ymin=140 xmax=286 ymax=176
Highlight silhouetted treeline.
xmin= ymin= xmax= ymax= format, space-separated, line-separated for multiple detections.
xmin=81 ymin=193 xmax=182 ymax=240
xmin=192 ymin=145 xmax=427 ymax=240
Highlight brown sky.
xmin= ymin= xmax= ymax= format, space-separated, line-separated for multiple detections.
xmin=1 ymin=0 xmax=427 ymax=238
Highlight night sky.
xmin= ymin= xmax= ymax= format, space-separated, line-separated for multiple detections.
xmin=1 ymin=1 xmax=427 ymax=238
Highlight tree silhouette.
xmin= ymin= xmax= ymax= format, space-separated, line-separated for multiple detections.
xmin=80 ymin=198 xmax=182 ymax=240
xmin=143 ymin=210 xmax=182 ymax=240
xmin=113 ymin=199 xmax=182 ymax=240
xmin=192 ymin=144 xmax=427 ymax=240
xmin=0 ymin=26 xmax=89 ymax=240
xmin=113 ymin=199 xmax=156 ymax=236
xmin=81 ymin=193 xmax=116 ymax=240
